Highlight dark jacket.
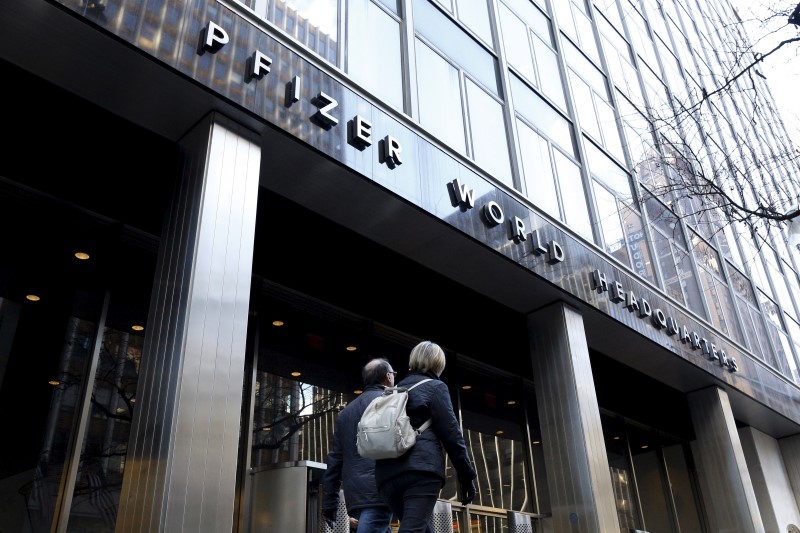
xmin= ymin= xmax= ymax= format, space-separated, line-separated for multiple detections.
xmin=322 ymin=384 xmax=391 ymax=514
xmin=374 ymin=372 xmax=476 ymax=489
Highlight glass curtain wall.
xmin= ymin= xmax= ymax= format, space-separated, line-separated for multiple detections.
xmin=601 ymin=413 xmax=707 ymax=533
xmin=226 ymin=0 xmax=800 ymax=385
xmin=0 ymin=181 xmax=157 ymax=533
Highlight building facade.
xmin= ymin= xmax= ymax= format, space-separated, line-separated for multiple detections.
xmin=1 ymin=0 xmax=799 ymax=531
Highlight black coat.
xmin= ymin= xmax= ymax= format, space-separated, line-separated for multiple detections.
xmin=374 ymin=372 xmax=476 ymax=489
xmin=322 ymin=384 xmax=391 ymax=514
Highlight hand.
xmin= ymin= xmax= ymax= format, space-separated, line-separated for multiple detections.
xmin=322 ymin=508 xmax=337 ymax=528
xmin=460 ymin=479 xmax=476 ymax=505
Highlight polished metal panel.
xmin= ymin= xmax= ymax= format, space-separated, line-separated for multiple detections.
xmin=687 ymin=387 xmax=764 ymax=532
xmin=249 ymin=462 xmax=327 ymax=533
xmin=739 ymin=427 xmax=800 ymax=531
xmin=780 ymin=434 xmax=800 ymax=513
xmin=527 ymin=302 xmax=620 ymax=532
xmin=116 ymin=114 xmax=261 ymax=532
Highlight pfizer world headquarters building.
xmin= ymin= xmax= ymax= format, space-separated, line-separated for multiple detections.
xmin=2 ymin=0 xmax=800 ymax=531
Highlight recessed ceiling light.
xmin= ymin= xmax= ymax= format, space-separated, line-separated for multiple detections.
xmin=48 ymin=380 xmax=60 ymax=386
xmin=291 ymin=371 xmax=301 ymax=377
xmin=462 ymin=385 xmax=472 ymax=390
xmin=613 ymin=436 xmax=620 ymax=440
xmin=354 ymin=389 xmax=363 ymax=394
xmin=507 ymin=400 xmax=516 ymax=405
xmin=495 ymin=430 xmax=504 ymax=436
xmin=262 ymin=427 xmax=271 ymax=432
xmin=272 ymin=320 xmax=284 ymax=326
xmin=74 ymin=252 xmax=90 ymax=260
xmin=641 ymin=444 xmax=649 ymax=449
xmin=532 ymin=440 xmax=541 ymax=445
xmin=26 ymin=294 xmax=41 ymax=302
xmin=115 ymin=407 xmax=126 ymax=414
xmin=131 ymin=325 xmax=144 ymax=331
xmin=346 ymin=345 xmax=357 ymax=351
xmin=130 ymin=398 xmax=136 ymax=403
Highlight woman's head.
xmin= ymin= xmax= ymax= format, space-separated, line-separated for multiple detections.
xmin=408 ymin=340 xmax=446 ymax=377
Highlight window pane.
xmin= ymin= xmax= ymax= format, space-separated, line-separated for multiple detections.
xmin=594 ymin=180 xmax=630 ymax=266
xmin=413 ymin=0 xmax=499 ymax=94
xmin=268 ymin=0 xmax=339 ymax=63
xmin=416 ymin=39 xmax=467 ymax=153
xmin=584 ymin=139 xmax=630 ymax=197
xmin=532 ymin=37 xmax=567 ymax=108
xmin=676 ymin=247 xmax=706 ymax=317
xmin=555 ymin=150 xmax=593 ymax=240
xmin=571 ymin=74 xmax=601 ymax=139
xmin=517 ymin=120 xmax=560 ymax=218
xmin=622 ymin=204 xmax=656 ymax=283
xmin=510 ymin=74 xmax=574 ymax=155
xmin=499 ymin=2 xmax=536 ymax=82
xmin=466 ymin=79 xmax=513 ymax=187
xmin=347 ymin=0 xmax=404 ymax=110
xmin=456 ymin=0 xmax=493 ymax=45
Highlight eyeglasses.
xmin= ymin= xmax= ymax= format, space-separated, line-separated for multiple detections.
xmin=388 ymin=371 xmax=398 ymax=376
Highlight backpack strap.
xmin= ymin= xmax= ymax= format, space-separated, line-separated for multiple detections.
xmin=407 ymin=378 xmax=433 ymax=434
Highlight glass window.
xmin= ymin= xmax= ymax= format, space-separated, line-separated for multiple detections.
xmin=500 ymin=2 xmax=536 ymax=82
xmin=466 ymin=79 xmax=513 ymax=187
xmin=594 ymin=180 xmax=631 ymax=266
xmin=260 ymin=0 xmax=340 ymax=64
xmin=555 ymin=0 xmax=601 ymax=63
xmin=347 ymin=0 xmax=404 ymax=110
xmin=511 ymin=75 xmax=575 ymax=155
xmin=623 ymin=204 xmax=657 ymax=283
xmin=499 ymin=0 xmax=566 ymax=109
xmin=444 ymin=368 xmax=534 ymax=512
xmin=584 ymin=139 xmax=631 ymax=198
xmin=454 ymin=0 xmax=493 ymax=45
xmin=517 ymin=119 xmax=560 ymax=218
xmin=413 ymin=0 xmax=499 ymax=94
xmin=415 ymin=39 xmax=467 ymax=154
xmin=556 ymin=150 xmax=593 ymax=240
xmin=783 ymin=316 xmax=800 ymax=384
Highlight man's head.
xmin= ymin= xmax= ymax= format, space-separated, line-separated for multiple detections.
xmin=362 ymin=358 xmax=395 ymax=387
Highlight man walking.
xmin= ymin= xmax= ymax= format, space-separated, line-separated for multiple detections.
xmin=322 ymin=358 xmax=396 ymax=533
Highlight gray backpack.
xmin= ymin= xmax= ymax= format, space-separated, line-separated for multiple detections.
xmin=356 ymin=379 xmax=433 ymax=460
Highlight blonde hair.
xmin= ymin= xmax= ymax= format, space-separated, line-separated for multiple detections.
xmin=408 ymin=341 xmax=446 ymax=376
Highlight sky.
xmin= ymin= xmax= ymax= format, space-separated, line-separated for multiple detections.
xmin=728 ymin=1 xmax=800 ymax=143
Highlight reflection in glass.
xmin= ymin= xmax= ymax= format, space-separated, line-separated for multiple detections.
xmin=555 ymin=151 xmax=593 ymax=241
xmin=413 ymin=0 xmax=498 ymax=95
xmin=602 ymin=415 xmax=643 ymax=532
xmin=18 ymin=316 xmax=97 ymax=531
xmin=510 ymin=75 xmax=574 ymax=156
xmin=594 ymin=181 xmax=630 ymax=267
xmin=254 ymin=0 xmax=340 ymax=64
xmin=416 ymin=40 xmax=467 ymax=155
xmin=455 ymin=0 xmax=493 ymax=45
xmin=516 ymin=120 xmax=559 ymax=219
xmin=465 ymin=79 xmax=513 ymax=187
xmin=346 ymin=0 xmax=404 ymax=110
xmin=663 ymin=444 xmax=705 ymax=533
xmin=251 ymin=372 xmax=344 ymax=466
xmin=66 ymin=328 xmax=143 ymax=532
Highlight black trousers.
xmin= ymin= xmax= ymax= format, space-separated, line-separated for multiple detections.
xmin=378 ymin=471 xmax=441 ymax=533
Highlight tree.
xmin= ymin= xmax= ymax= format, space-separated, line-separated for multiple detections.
xmin=621 ymin=1 xmax=800 ymax=252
